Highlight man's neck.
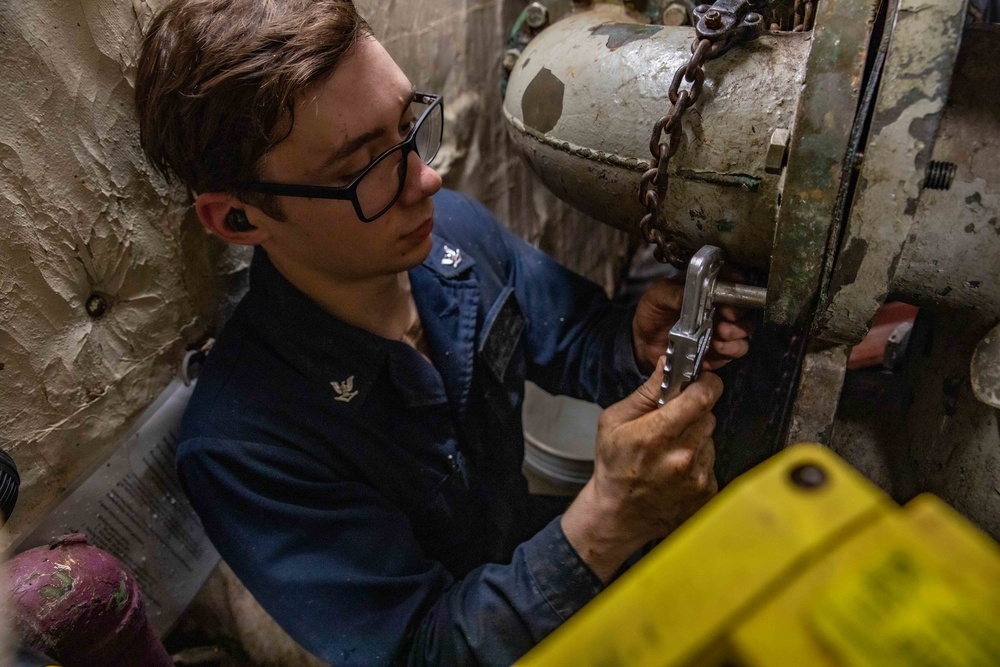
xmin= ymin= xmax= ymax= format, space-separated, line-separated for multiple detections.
xmin=267 ymin=251 xmax=417 ymax=342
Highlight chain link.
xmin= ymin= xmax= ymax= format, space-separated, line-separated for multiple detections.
xmin=769 ymin=0 xmax=815 ymax=32
xmin=638 ymin=3 xmax=767 ymax=266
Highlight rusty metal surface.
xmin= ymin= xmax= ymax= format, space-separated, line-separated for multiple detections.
xmin=783 ymin=341 xmax=850 ymax=446
xmin=765 ymin=0 xmax=876 ymax=330
xmin=502 ymin=6 xmax=810 ymax=267
xmin=890 ymin=25 xmax=1000 ymax=322
xmin=971 ymin=321 xmax=1000 ymax=410
xmin=817 ymin=0 xmax=970 ymax=344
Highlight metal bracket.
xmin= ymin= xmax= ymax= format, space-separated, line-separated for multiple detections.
xmin=692 ymin=0 xmax=766 ymax=44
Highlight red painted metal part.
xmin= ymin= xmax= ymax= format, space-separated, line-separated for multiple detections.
xmin=5 ymin=534 xmax=173 ymax=667
xmin=847 ymin=302 xmax=920 ymax=370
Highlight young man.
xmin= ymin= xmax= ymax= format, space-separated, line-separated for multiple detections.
xmin=135 ymin=1 xmax=750 ymax=664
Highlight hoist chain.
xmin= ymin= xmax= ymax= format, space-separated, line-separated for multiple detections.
xmin=638 ymin=0 xmax=769 ymax=266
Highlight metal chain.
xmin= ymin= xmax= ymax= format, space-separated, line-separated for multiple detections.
xmin=639 ymin=2 xmax=769 ymax=265
xmin=792 ymin=0 xmax=815 ymax=32
xmin=769 ymin=0 xmax=815 ymax=32
xmin=638 ymin=37 xmax=717 ymax=266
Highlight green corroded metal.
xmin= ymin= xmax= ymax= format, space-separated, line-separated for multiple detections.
xmin=765 ymin=0 xmax=877 ymax=330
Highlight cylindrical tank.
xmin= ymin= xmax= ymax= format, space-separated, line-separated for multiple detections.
xmin=502 ymin=5 xmax=811 ymax=268
xmin=504 ymin=6 xmax=1000 ymax=334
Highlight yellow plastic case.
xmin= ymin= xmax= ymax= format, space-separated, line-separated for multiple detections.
xmin=517 ymin=444 xmax=1000 ymax=666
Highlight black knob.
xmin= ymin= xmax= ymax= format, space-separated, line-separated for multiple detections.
xmin=0 ymin=447 xmax=20 ymax=525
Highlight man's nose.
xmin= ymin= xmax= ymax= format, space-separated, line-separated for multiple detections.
xmin=399 ymin=150 xmax=442 ymax=206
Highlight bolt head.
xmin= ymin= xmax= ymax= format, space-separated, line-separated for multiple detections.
xmin=765 ymin=127 xmax=790 ymax=174
xmin=704 ymin=10 xmax=723 ymax=29
xmin=503 ymin=49 xmax=520 ymax=72
xmin=525 ymin=2 xmax=549 ymax=29
xmin=661 ymin=3 xmax=688 ymax=26
xmin=790 ymin=463 xmax=828 ymax=489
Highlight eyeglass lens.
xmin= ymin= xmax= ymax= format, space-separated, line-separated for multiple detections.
xmin=356 ymin=100 xmax=443 ymax=220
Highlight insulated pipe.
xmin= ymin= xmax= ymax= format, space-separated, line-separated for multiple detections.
xmin=502 ymin=5 xmax=811 ymax=269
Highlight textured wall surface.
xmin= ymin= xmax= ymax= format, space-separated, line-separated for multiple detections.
xmin=0 ymin=0 xmax=630 ymax=546
xmin=0 ymin=0 xmax=246 ymax=548
xmin=1 ymin=0 xmax=632 ymax=662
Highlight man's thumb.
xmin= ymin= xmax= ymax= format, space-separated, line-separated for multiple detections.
xmin=601 ymin=356 xmax=664 ymax=425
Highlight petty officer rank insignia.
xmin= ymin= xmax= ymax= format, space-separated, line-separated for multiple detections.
xmin=479 ymin=287 xmax=525 ymax=382
xmin=331 ymin=376 xmax=359 ymax=402
xmin=441 ymin=245 xmax=462 ymax=268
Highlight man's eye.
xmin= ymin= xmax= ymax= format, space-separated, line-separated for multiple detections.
xmin=400 ymin=118 xmax=416 ymax=136
xmin=333 ymin=166 xmax=366 ymax=186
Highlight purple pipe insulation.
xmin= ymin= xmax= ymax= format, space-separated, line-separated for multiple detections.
xmin=5 ymin=534 xmax=173 ymax=667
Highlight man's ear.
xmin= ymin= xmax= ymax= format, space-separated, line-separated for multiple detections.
xmin=194 ymin=192 xmax=269 ymax=245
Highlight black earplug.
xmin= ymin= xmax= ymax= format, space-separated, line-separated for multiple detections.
xmin=227 ymin=209 xmax=255 ymax=232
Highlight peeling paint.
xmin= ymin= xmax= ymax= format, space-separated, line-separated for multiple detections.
xmin=38 ymin=571 xmax=74 ymax=606
xmin=816 ymin=0 xmax=969 ymax=343
xmin=891 ymin=27 xmax=1000 ymax=320
xmin=829 ymin=237 xmax=868 ymax=294
xmin=522 ymin=68 xmax=565 ymax=134
xmin=591 ymin=22 xmax=663 ymax=51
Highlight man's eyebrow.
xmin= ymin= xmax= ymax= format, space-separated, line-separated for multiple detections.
xmin=312 ymin=85 xmax=418 ymax=177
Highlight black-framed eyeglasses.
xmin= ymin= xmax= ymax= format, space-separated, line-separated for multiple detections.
xmin=242 ymin=92 xmax=443 ymax=222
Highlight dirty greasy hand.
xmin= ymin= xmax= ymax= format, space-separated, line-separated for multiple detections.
xmin=632 ymin=278 xmax=753 ymax=376
xmin=561 ymin=362 xmax=722 ymax=582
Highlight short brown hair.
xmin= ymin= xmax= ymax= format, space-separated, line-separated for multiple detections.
xmin=135 ymin=0 xmax=371 ymax=217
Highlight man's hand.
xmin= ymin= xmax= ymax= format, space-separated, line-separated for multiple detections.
xmin=632 ymin=278 xmax=753 ymax=376
xmin=561 ymin=362 xmax=723 ymax=583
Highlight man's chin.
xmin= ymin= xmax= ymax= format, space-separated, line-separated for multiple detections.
xmin=399 ymin=233 xmax=434 ymax=268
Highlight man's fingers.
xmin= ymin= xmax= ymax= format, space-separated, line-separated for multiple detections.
xmin=645 ymin=278 xmax=685 ymax=313
xmin=601 ymin=356 xmax=666 ymax=426
xmin=695 ymin=432 xmax=715 ymax=470
xmin=715 ymin=319 xmax=753 ymax=341
xmin=709 ymin=337 xmax=749 ymax=359
xmin=716 ymin=304 xmax=746 ymax=323
xmin=646 ymin=371 xmax=723 ymax=440
xmin=718 ymin=264 xmax=746 ymax=284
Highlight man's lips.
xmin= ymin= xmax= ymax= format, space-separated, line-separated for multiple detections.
xmin=402 ymin=216 xmax=434 ymax=243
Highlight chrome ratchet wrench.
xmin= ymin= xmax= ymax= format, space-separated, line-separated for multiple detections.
xmin=658 ymin=245 xmax=768 ymax=405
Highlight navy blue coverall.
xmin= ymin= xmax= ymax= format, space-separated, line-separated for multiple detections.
xmin=177 ymin=189 xmax=645 ymax=665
